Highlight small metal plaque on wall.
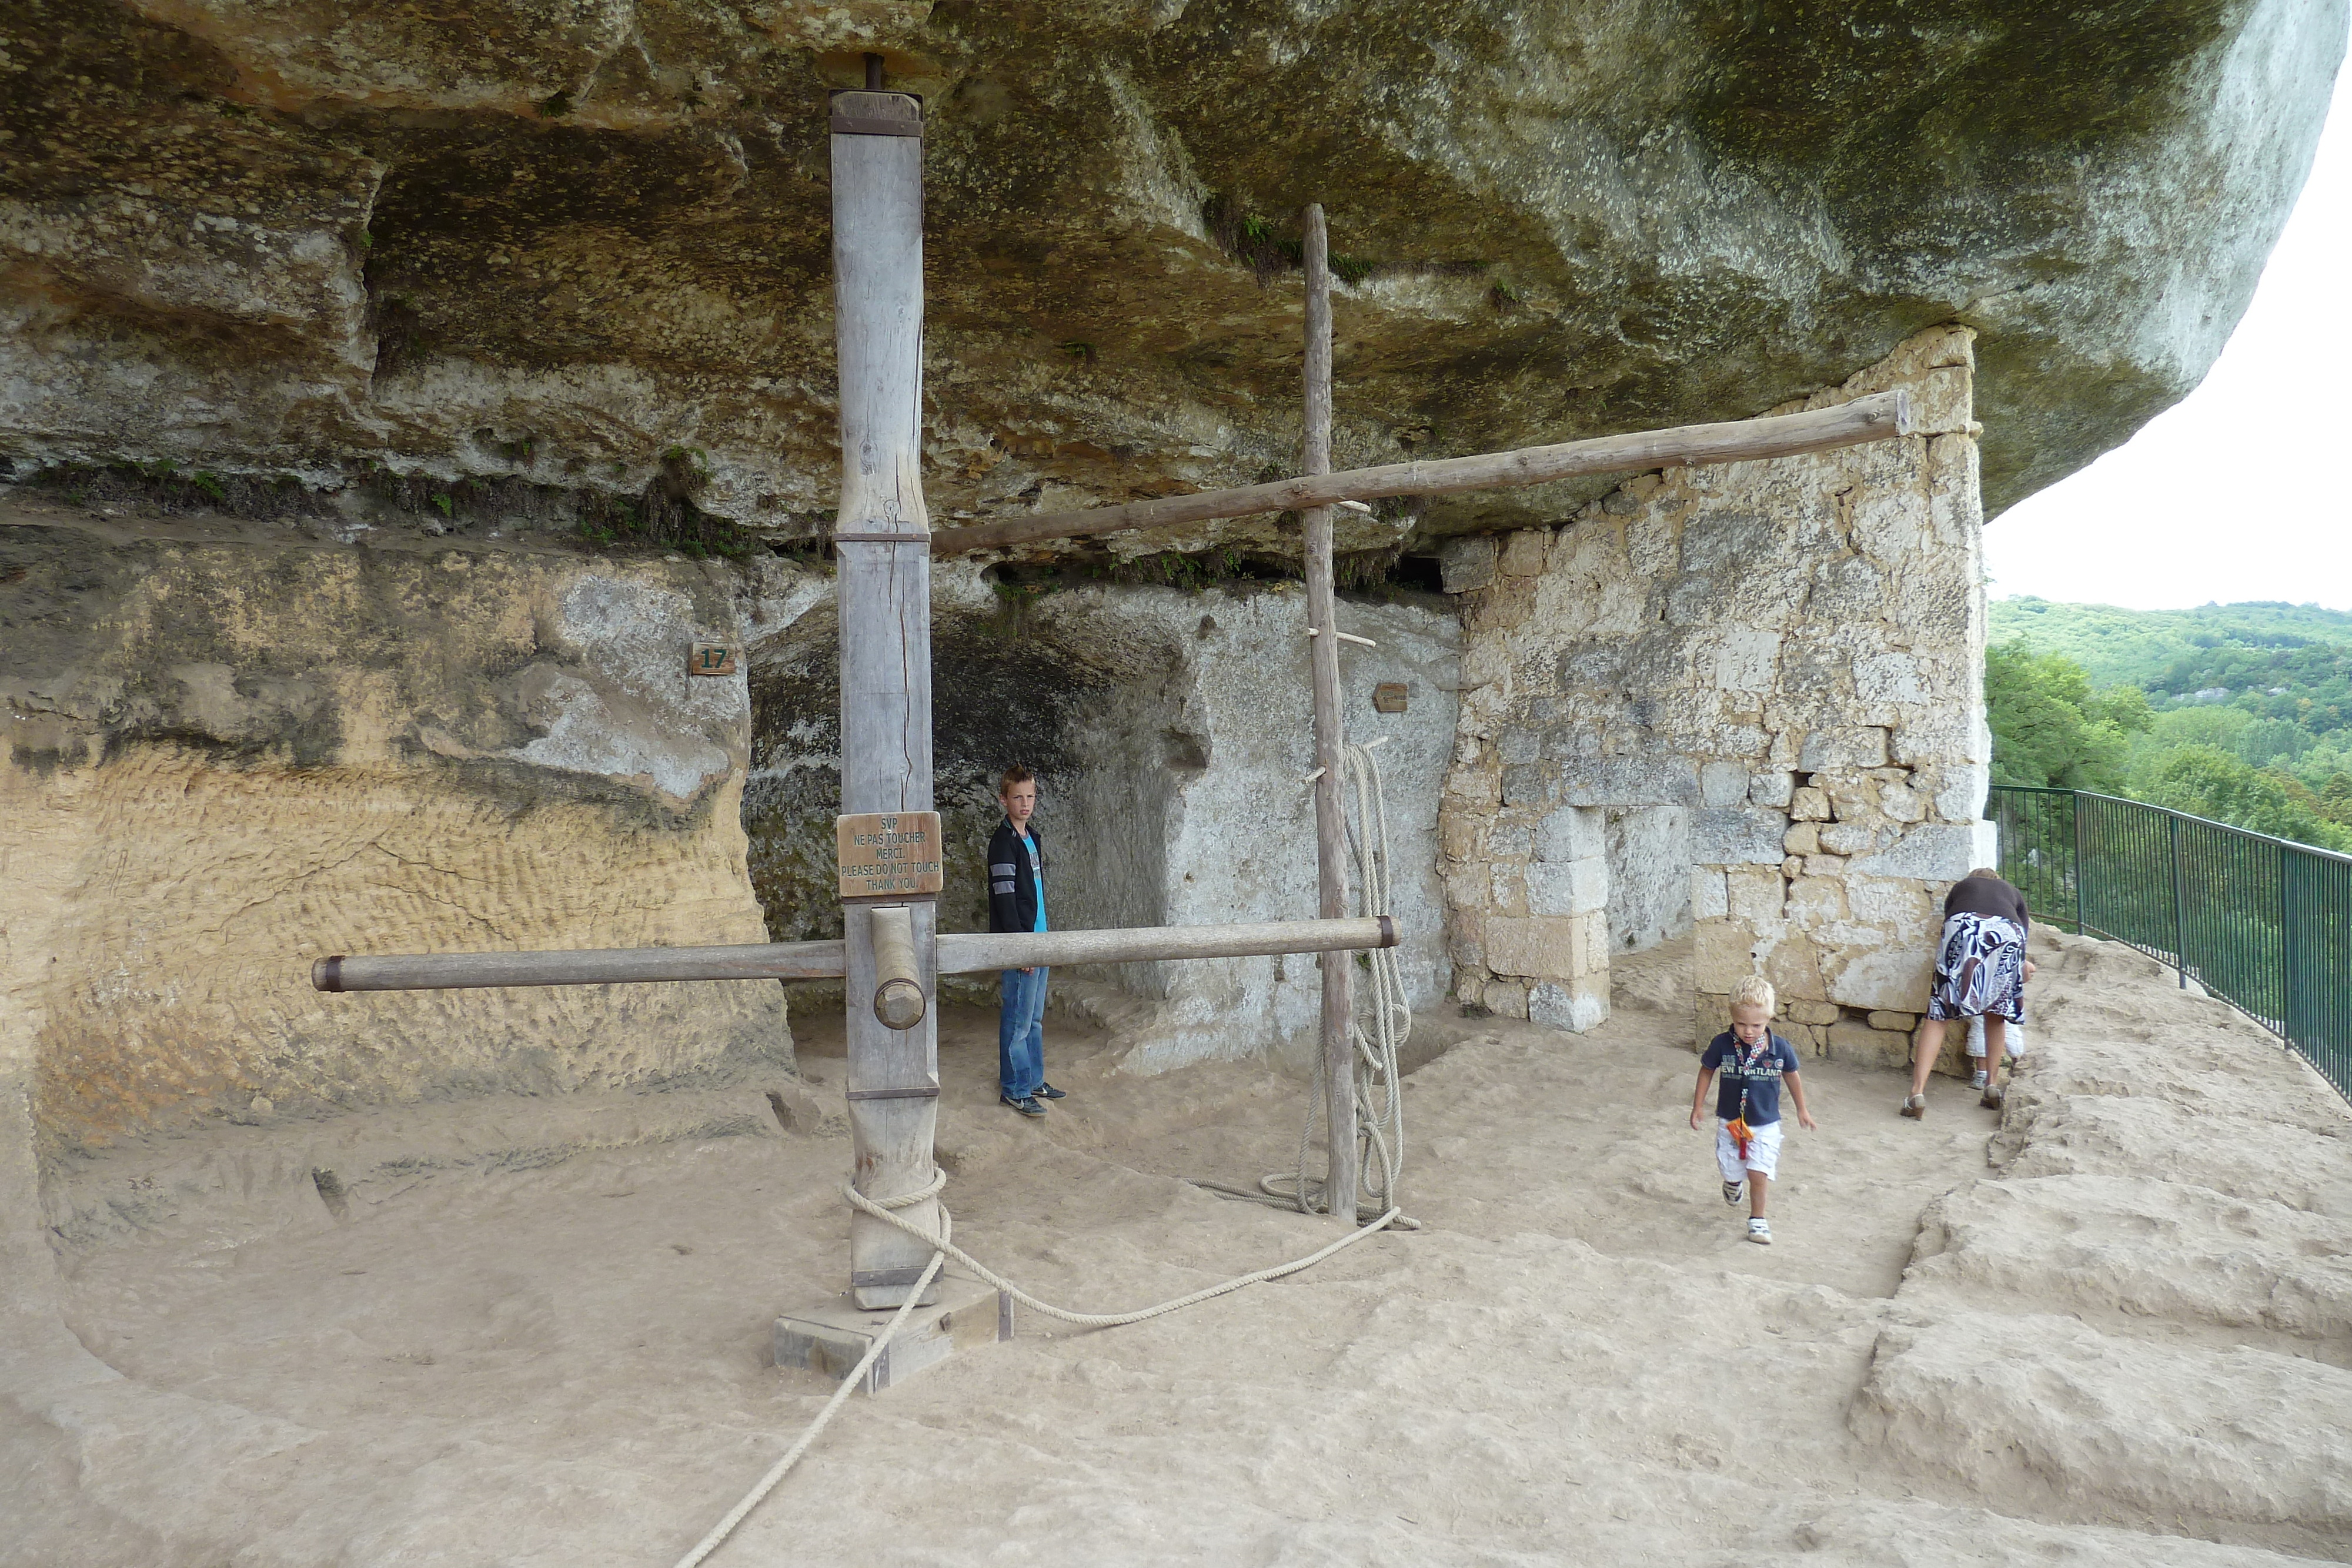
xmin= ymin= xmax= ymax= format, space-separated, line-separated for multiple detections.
xmin=1372 ymin=683 xmax=1409 ymax=713
xmin=836 ymin=811 xmax=945 ymax=898
xmin=689 ymin=642 xmax=739 ymax=677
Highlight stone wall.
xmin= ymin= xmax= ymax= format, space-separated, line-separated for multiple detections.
xmin=1 ymin=499 xmax=796 ymax=1159
xmin=1436 ymin=327 xmax=1993 ymax=1061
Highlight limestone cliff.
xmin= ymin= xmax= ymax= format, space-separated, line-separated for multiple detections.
xmin=2 ymin=0 xmax=2341 ymax=543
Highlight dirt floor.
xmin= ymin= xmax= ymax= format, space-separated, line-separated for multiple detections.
xmin=7 ymin=930 xmax=2350 ymax=1566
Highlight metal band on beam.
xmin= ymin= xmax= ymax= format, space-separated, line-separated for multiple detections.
xmin=850 ymin=1266 xmax=933 ymax=1289
xmin=830 ymin=89 xmax=923 ymax=139
xmin=830 ymin=115 xmax=923 ymax=136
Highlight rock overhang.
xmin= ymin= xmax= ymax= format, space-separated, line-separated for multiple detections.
xmin=1 ymin=0 xmax=2341 ymax=549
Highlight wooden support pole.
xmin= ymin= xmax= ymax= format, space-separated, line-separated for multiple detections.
xmin=830 ymin=81 xmax=943 ymax=1309
xmin=1301 ymin=205 xmax=1357 ymax=1221
xmin=924 ymin=390 xmax=1912 ymax=556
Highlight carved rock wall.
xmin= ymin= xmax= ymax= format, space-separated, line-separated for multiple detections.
xmin=1438 ymin=328 xmax=1993 ymax=1058
xmin=1041 ymin=583 xmax=1461 ymax=1072
xmin=0 ymin=499 xmax=795 ymax=1160
xmin=743 ymin=566 xmax=1461 ymax=1074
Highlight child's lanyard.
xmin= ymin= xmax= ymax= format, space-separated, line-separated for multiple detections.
xmin=1732 ymin=1034 xmax=1773 ymax=1120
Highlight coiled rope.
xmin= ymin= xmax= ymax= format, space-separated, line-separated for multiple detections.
xmin=1255 ymin=739 xmax=1412 ymax=1222
xmin=674 ymin=1168 xmax=1399 ymax=1567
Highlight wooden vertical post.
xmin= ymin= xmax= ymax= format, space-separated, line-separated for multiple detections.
xmin=1301 ymin=205 xmax=1357 ymax=1219
xmin=830 ymin=72 xmax=942 ymax=1308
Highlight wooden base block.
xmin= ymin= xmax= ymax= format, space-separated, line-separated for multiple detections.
xmin=773 ymin=1268 xmax=1010 ymax=1394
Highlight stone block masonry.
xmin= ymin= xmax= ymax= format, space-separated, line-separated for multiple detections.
xmin=1437 ymin=327 xmax=1991 ymax=1059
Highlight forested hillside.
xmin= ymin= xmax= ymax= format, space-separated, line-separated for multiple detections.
xmin=1984 ymin=597 xmax=2352 ymax=852
xmin=1990 ymin=598 xmax=2352 ymax=729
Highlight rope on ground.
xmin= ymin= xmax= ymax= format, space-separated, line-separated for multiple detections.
xmin=1259 ymin=738 xmax=1414 ymax=1222
xmin=670 ymin=1173 xmax=947 ymax=1568
xmin=847 ymin=1177 xmax=1401 ymax=1329
xmin=674 ymin=1168 xmax=1399 ymax=1566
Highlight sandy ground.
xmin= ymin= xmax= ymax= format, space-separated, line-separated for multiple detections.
xmin=6 ymin=930 xmax=2350 ymax=1566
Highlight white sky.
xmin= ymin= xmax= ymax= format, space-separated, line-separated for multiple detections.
xmin=1984 ymin=61 xmax=2350 ymax=613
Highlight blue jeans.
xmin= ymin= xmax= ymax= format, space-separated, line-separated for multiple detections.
xmin=998 ymin=967 xmax=1048 ymax=1098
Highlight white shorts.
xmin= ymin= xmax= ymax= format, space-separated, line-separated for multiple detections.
xmin=1964 ymin=1016 xmax=2026 ymax=1059
xmin=1716 ymin=1118 xmax=1783 ymax=1182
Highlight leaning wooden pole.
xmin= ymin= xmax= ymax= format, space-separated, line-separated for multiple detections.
xmin=1301 ymin=205 xmax=1357 ymax=1220
xmin=924 ymin=391 xmax=1910 ymax=556
xmin=830 ymin=63 xmax=943 ymax=1309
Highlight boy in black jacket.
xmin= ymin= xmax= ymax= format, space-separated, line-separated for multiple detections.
xmin=987 ymin=767 xmax=1064 ymax=1116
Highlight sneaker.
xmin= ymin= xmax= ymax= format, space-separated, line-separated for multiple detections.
xmin=1980 ymin=1085 xmax=2006 ymax=1110
xmin=1899 ymin=1094 xmax=1926 ymax=1119
xmin=1970 ymin=1068 xmax=1989 ymax=1092
xmin=1747 ymin=1218 xmax=1772 ymax=1245
xmin=1034 ymin=1083 xmax=1067 ymax=1101
xmin=1001 ymin=1093 xmax=1047 ymax=1118
xmin=1722 ymin=1179 xmax=1745 ymax=1206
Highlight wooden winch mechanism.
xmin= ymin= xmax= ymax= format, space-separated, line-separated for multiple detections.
xmin=310 ymin=53 xmax=1913 ymax=1561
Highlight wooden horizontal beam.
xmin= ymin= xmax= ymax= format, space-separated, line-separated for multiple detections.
xmin=313 ymin=941 xmax=849 ymax=992
xmin=935 ymin=916 xmax=1394 ymax=975
xmin=927 ymin=390 xmax=1910 ymax=556
xmin=310 ymin=916 xmax=1396 ymax=993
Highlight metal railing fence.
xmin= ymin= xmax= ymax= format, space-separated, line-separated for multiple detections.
xmin=1989 ymin=785 xmax=2351 ymax=1105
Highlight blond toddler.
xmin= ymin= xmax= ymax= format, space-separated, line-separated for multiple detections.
xmin=1689 ymin=975 xmax=1816 ymax=1245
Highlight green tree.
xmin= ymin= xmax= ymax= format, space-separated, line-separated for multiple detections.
xmin=2137 ymin=746 xmax=2352 ymax=851
xmin=1985 ymin=642 xmax=2149 ymax=791
xmin=2317 ymin=773 xmax=2352 ymax=830
xmin=2144 ymin=703 xmax=2256 ymax=751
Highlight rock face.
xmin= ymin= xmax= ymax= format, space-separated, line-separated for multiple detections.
xmin=0 ymin=498 xmax=793 ymax=1160
xmin=744 ymin=563 xmax=1462 ymax=1072
xmin=2 ymin=0 xmax=2341 ymax=538
xmin=1439 ymin=327 xmax=1991 ymax=1048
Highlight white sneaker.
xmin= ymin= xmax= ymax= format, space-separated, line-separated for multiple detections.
xmin=1747 ymin=1218 xmax=1772 ymax=1245
xmin=1970 ymin=1068 xmax=1989 ymax=1091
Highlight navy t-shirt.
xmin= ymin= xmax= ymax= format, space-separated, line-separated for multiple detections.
xmin=1701 ymin=1032 xmax=1802 ymax=1125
